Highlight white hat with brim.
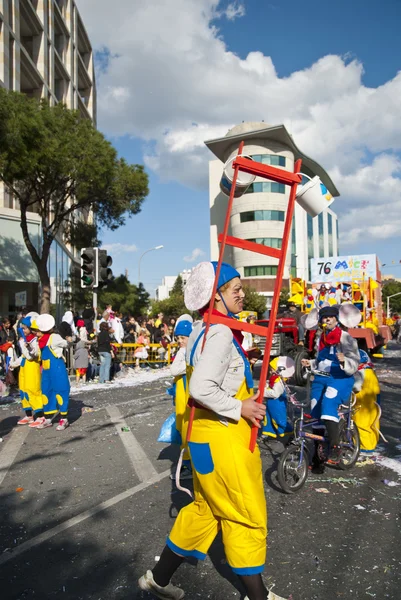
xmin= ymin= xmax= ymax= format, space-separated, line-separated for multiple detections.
xmin=184 ymin=262 xmax=216 ymax=311
xmin=36 ymin=314 xmax=55 ymax=332
xmin=26 ymin=311 xmax=39 ymax=319
xmin=339 ymin=304 xmax=362 ymax=328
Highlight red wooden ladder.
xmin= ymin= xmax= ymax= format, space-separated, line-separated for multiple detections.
xmin=187 ymin=141 xmax=302 ymax=452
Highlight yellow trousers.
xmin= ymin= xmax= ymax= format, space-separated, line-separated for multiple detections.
xmin=168 ymin=380 xmax=267 ymax=574
xmin=175 ymin=376 xmax=189 ymax=460
xmin=19 ymin=359 xmax=43 ymax=413
xmin=354 ymin=368 xmax=381 ymax=452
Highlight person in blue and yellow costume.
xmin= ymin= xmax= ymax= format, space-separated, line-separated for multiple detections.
xmin=302 ymin=305 xmax=360 ymax=470
xmin=262 ymin=356 xmax=295 ymax=440
xmin=169 ymin=314 xmax=193 ymax=481
xmin=139 ymin=262 xmax=287 ymax=600
xmin=11 ymin=314 xmax=45 ymax=427
xmin=35 ymin=314 xmax=71 ymax=431
xmin=353 ymin=350 xmax=381 ymax=455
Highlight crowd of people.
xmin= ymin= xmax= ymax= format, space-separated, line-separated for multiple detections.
xmin=0 ymin=305 xmax=181 ymax=430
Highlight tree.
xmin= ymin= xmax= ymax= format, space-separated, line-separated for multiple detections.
xmin=150 ymin=295 xmax=188 ymax=319
xmin=0 ymin=89 xmax=149 ymax=313
xmin=279 ymin=286 xmax=290 ymax=306
xmin=170 ymin=274 xmax=183 ymax=297
xmin=97 ymin=276 xmax=150 ymax=316
xmin=382 ymin=281 xmax=401 ymax=315
xmin=242 ymin=286 xmax=267 ymax=318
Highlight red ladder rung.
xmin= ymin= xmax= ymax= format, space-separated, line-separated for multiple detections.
xmin=233 ymin=156 xmax=302 ymax=186
xmin=217 ymin=234 xmax=282 ymax=260
xmin=204 ymin=312 xmax=271 ymax=338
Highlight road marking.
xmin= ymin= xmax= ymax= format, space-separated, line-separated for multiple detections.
xmin=0 ymin=427 xmax=30 ymax=487
xmin=0 ymin=469 xmax=170 ymax=566
xmin=106 ymin=405 xmax=159 ymax=482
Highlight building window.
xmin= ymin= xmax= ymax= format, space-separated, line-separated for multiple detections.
xmin=247 ymin=238 xmax=282 ymax=249
xmin=244 ymin=266 xmax=278 ymax=277
xmin=240 ymin=210 xmax=285 ymax=223
xmin=307 ymin=214 xmax=314 ymax=280
xmin=245 ymin=182 xmax=285 ymax=194
xmin=251 ymin=154 xmax=286 ymax=167
xmin=336 ymin=220 xmax=339 ymax=254
xmin=318 ymin=213 xmax=324 ymax=257
xmin=328 ymin=213 xmax=333 ymax=256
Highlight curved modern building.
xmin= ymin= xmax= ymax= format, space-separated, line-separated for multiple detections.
xmin=205 ymin=122 xmax=340 ymax=308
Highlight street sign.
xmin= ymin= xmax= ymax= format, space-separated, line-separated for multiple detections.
xmin=310 ymin=254 xmax=377 ymax=283
xmin=15 ymin=291 xmax=27 ymax=307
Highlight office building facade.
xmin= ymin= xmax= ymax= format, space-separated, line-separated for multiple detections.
xmin=206 ymin=122 xmax=340 ymax=307
xmin=0 ymin=0 xmax=96 ymax=315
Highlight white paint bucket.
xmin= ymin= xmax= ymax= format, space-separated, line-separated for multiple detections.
xmin=220 ymin=154 xmax=256 ymax=198
xmin=296 ymin=175 xmax=334 ymax=217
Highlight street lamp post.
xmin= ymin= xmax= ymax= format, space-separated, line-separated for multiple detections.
xmin=386 ymin=291 xmax=401 ymax=319
xmin=138 ymin=245 xmax=164 ymax=284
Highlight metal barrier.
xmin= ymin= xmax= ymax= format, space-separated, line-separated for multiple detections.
xmin=112 ymin=343 xmax=179 ymax=366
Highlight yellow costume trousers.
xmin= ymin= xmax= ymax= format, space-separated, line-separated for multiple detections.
xmin=19 ymin=358 xmax=43 ymax=413
xmin=353 ymin=368 xmax=381 ymax=452
xmin=168 ymin=380 xmax=267 ymax=574
xmin=174 ymin=376 xmax=190 ymax=460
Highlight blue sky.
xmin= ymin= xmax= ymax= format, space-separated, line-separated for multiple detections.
xmin=78 ymin=0 xmax=401 ymax=292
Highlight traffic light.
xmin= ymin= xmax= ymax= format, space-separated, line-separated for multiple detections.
xmin=288 ymin=277 xmax=305 ymax=306
xmin=97 ymin=249 xmax=113 ymax=288
xmin=80 ymin=248 xmax=98 ymax=288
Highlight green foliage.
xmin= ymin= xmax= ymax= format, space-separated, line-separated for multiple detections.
xmin=170 ymin=274 xmax=183 ymax=297
xmin=382 ymin=281 xmax=401 ymax=314
xmin=98 ymin=276 xmax=150 ymax=316
xmin=0 ymin=89 xmax=149 ymax=312
xmin=150 ymin=295 xmax=188 ymax=319
xmin=242 ymin=286 xmax=267 ymax=318
xmin=279 ymin=286 xmax=290 ymax=306
xmin=64 ymin=221 xmax=101 ymax=249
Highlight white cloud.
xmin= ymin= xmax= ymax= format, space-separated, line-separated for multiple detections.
xmin=221 ymin=2 xmax=246 ymax=21
xmin=183 ymin=248 xmax=206 ymax=263
xmin=77 ymin=0 xmax=401 ymax=241
xmin=102 ymin=243 xmax=138 ymax=255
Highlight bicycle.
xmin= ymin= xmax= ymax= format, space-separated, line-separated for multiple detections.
xmin=276 ymin=369 xmax=360 ymax=494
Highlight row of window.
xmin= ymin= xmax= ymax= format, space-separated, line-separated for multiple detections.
xmin=245 ymin=182 xmax=285 ymax=194
xmin=251 ymin=154 xmax=286 ymax=167
xmin=240 ymin=210 xmax=285 ymax=223
xmin=247 ymin=237 xmax=282 ymax=249
xmin=244 ymin=266 xmax=278 ymax=277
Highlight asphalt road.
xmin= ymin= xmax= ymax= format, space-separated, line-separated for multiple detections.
xmin=0 ymin=344 xmax=400 ymax=600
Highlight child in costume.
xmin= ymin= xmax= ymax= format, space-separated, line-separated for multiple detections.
xmin=302 ymin=305 xmax=360 ymax=469
xmin=169 ymin=315 xmax=193 ymax=481
xmin=74 ymin=340 xmax=89 ymax=384
xmin=11 ymin=315 xmax=44 ymax=427
xmin=35 ymin=314 xmax=71 ymax=431
xmin=262 ymin=356 xmax=295 ymax=440
xmin=139 ymin=262 xmax=286 ymax=600
xmin=353 ymin=350 xmax=381 ymax=454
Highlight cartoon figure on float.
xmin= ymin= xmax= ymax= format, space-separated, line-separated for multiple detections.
xmin=316 ymin=284 xmax=329 ymax=307
xmin=353 ymin=350 xmax=383 ymax=455
xmin=304 ymin=288 xmax=315 ymax=312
